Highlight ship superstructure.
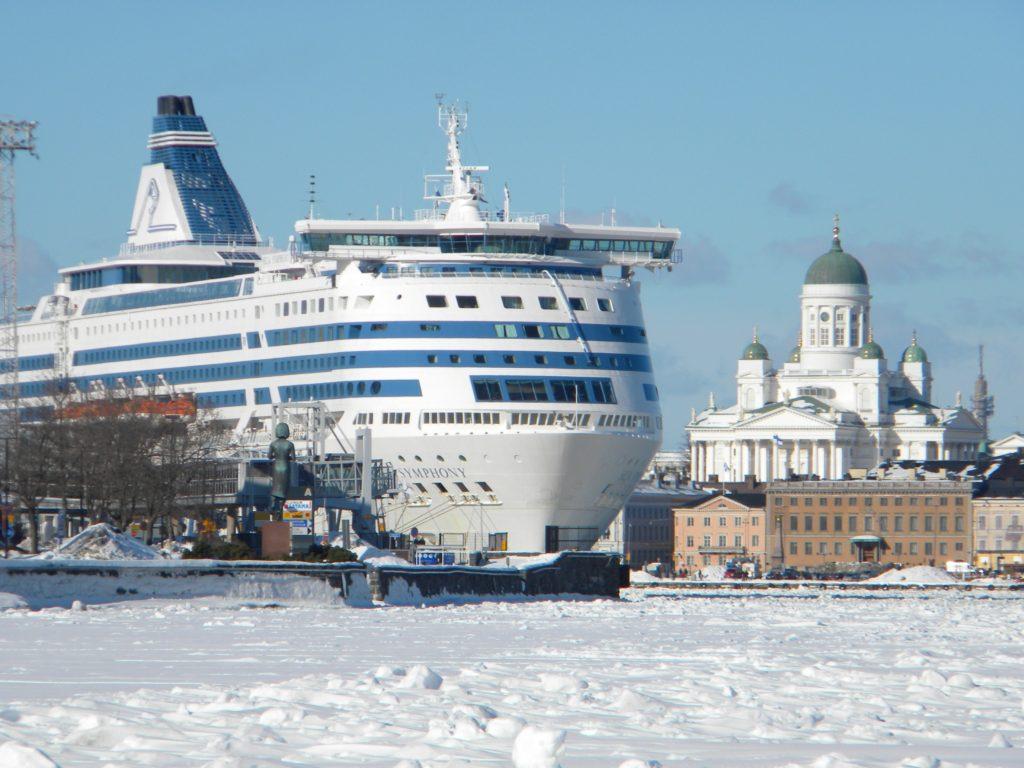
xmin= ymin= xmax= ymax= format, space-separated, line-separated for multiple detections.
xmin=7 ymin=96 xmax=680 ymax=552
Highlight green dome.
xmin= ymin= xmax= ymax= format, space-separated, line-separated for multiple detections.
xmin=787 ymin=345 xmax=801 ymax=363
xmin=901 ymin=334 xmax=928 ymax=363
xmin=804 ymin=219 xmax=868 ymax=286
xmin=859 ymin=340 xmax=885 ymax=360
xmin=805 ymin=241 xmax=868 ymax=285
xmin=742 ymin=340 xmax=769 ymax=360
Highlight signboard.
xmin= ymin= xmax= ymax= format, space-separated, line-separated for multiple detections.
xmin=283 ymin=499 xmax=313 ymax=535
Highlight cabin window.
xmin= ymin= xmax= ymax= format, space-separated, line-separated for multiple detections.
xmin=427 ymin=295 xmax=447 ymax=308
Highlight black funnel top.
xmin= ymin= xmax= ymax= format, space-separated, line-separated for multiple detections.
xmin=157 ymin=95 xmax=197 ymax=116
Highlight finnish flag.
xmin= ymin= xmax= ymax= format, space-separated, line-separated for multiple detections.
xmin=771 ymin=434 xmax=784 ymax=447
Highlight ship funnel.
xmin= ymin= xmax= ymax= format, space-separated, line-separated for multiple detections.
xmin=126 ymin=95 xmax=259 ymax=248
xmin=156 ymin=95 xmax=197 ymax=116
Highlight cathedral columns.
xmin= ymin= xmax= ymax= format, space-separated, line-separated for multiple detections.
xmin=829 ymin=441 xmax=837 ymax=480
xmin=793 ymin=439 xmax=802 ymax=476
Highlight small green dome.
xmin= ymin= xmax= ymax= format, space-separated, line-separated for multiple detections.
xmin=742 ymin=340 xmax=769 ymax=360
xmin=804 ymin=218 xmax=868 ymax=286
xmin=787 ymin=345 xmax=801 ymax=363
xmin=859 ymin=340 xmax=885 ymax=360
xmin=901 ymin=334 xmax=928 ymax=363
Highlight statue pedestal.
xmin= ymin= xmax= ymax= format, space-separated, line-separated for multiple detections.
xmin=261 ymin=521 xmax=291 ymax=560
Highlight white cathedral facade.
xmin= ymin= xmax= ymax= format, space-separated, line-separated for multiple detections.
xmin=687 ymin=219 xmax=984 ymax=483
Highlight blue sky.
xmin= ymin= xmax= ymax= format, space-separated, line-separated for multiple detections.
xmin=3 ymin=1 xmax=1022 ymax=442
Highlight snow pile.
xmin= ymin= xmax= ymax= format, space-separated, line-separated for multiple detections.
xmin=0 ymin=741 xmax=59 ymax=768
xmin=0 ymin=592 xmax=28 ymax=611
xmin=512 ymin=726 xmax=566 ymax=768
xmin=350 ymin=542 xmax=410 ymax=566
xmin=629 ymin=570 xmax=658 ymax=584
xmin=699 ymin=564 xmax=727 ymax=581
xmin=47 ymin=523 xmax=161 ymax=561
xmin=866 ymin=566 xmax=956 ymax=585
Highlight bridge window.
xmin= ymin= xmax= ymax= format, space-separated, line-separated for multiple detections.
xmin=524 ymin=324 xmax=544 ymax=339
xmin=506 ymin=379 xmax=549 ymax=402
xmin=502 ymin=296 xmax=523 ymax=309
xmin=598 ymin=298 xmax=613 ymax=312
xmin=472 ymin=379 xmax=502 ymax=401
xmin=426 ymin=295 xmax=447 ymax=308
xmin=456 ymin=295 xmax=479 ymax=308
xmin=539 ymin=296 xmax=557 ymax=310
xmin=569 ymin=297 xmax=586 ymax=311
xmin=494 ymin=323 xmax=517 ymax=338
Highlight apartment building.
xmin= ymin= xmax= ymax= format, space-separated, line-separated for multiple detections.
xmin=674 ymin=491 xmax=768 ymax=572
xmin=766 ymin=479 xmax=972 ymax=568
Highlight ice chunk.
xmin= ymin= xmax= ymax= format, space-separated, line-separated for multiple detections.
xmin=511 ymin=726 xmax=566 ymax=768
xmin=398 ymin=665 xmax=443 ymax=690
xmin=0 ymin=741 xmax=60 ymax=768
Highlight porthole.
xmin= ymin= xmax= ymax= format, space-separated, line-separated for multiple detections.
xmin=414 ymin=455 xmax=423 ymax=462
xmin=397 ymin=455 xmax=406 ymax=462
xmin=436 ymin=455 xmax=444 ymax=462
xmin=458 ymin=454 xmax=467 ymax=462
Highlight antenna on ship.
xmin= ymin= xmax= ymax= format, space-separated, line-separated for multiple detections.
xmin=559 ymin=164 xmax=566 ymax=225
xmin=307 ymin=174 xmax=316 ymax=220
xmin=424 ymin=94 xmax=488 ymax=223
xmin=503 ymin=182 xmax=511 ymax=221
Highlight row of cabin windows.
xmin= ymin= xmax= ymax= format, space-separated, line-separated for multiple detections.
xmin=427 ymin=294 xmax=613 ymax=312
xmin=789 ymin=541 xmax=962 ymax=556
xmin=471 ymin=377 xmax=616 ymax=404
xmin=786 ymin=514 xmax=966 ymax=533
xmin=382 ymin=411 xmax=411 ymax=424
xmin=407 ymin=480 xmax=495 ymax=496
xmin=423 ymin=411 xmax=501 ymax=425
xmin=976 ymin=515 xmax=1021 ymax=529
xmin=509 ymin=412 xmax=592 ymax=427
xmin=276 ymin=296 xmax=340 ymax=317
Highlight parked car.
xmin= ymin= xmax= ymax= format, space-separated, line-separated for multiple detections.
xmin=723 ymin=566 xmax=747 ymax=580
xmin=765 ymin=567 xmax=803 ymax=581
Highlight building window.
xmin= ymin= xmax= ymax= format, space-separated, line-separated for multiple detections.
xmin=939 ymin=542 xmax=948 ymax=555
xmin=978 ymin=515 xmax=986 ymax=530
xmin=879 ymin=516 xmax=888 ymax=532
xmin=909 ymin=542 xmax=919 ymax=555
xmin=848 ymin=516 xmax=857 ymax=533
xmin=717 ymin=535 xmax=726 ymax=547
xmin=894 ymin=516 xmax=903 ymax=532
xmin=704 ymin=517 xmax=712 ymax=526
xmin=752 ymin=535 xmax=760 ymax=547
xmin=834 ymin=516 xmax=842 ymax=531
xmin=686 ymin=517 xmax=694 ymax=527
xmin=924 ymin=542 xmax=933 ymax=556
xmin=819 ymin=542 xmax=828 ymax=555
xmin=909 ymin=516 xmax=919 ymax=532
xmin=864 ymin=516 xmax=873 ymax=532
xmin=894 ymin=542 xmax=903 ymax=555
xmin=955 ymin=516 xmax=964 ymax=532
xmin=939 ymin=516 xmax=948 ymax=532
xmin=686 ymin=536 xmax=694 ymax=547
xmin=703 ymin=535 xmax=711 ymax=547
xmin=834 ymin=542 xmax=842 ymax=555
xmin=804 ymin=515 xmax=813 ymax=531
xmin=819 ymin=516 xmax=828 ymax=531
xmin=734 ymin=516 xmax=742 ymax=526
xmin=819 ymin=497 xmax=828 ymax=507
xmin=924 ymin=516 xmax=934 ymax=532
xmin=789 ymin=516 xmax=798 ymax=531
xmin=848 ymin=497 xmax=858 ymax=506
xmin=789 ymin=542 xmax=797 ymax=555
xmin=804 ymin=542 xmax=812 ymax=555
xmin=804 ymin=497 xmax=813 ymax=507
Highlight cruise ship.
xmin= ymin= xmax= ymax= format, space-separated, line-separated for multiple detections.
xmin=8 ymin=95 xmax=680 ymax=552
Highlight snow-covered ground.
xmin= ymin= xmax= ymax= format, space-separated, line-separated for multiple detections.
xmin=1 ymin=589 xmax=1022 ymax=767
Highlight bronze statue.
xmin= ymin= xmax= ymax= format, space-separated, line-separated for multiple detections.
xmin=268 ymin=422 xmax=295 ymax=514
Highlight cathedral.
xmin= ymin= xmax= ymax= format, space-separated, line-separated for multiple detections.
xmin=687 ymin=218 xmax=985 ymax=483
